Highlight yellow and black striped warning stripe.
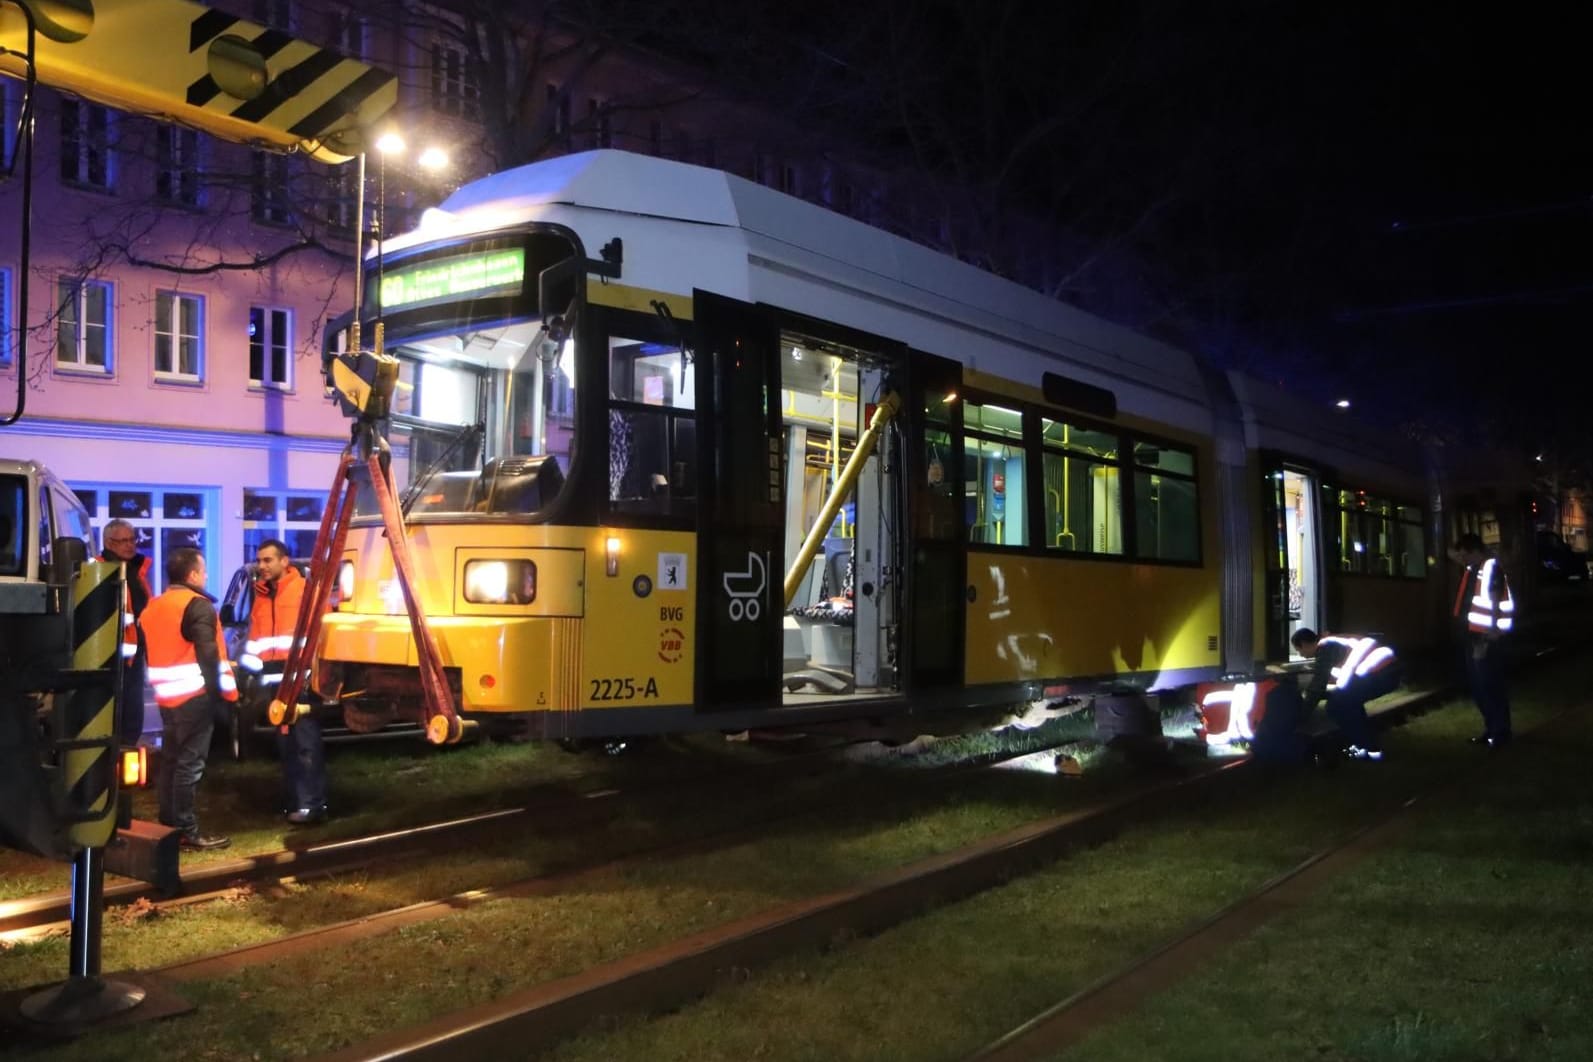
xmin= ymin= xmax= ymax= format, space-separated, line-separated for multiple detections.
xmin=1 ymin=0 xmax=397 ymax=163
xmin=63 ymin=560 xmax=122 ymax=849
xmin=184 ymin=8 xmax=395 ymax=146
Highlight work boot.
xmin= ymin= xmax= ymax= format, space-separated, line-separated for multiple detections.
xmin=286 ymin=806 xmax=328 ymax=825
xmin=179 ymin=832 xmax=231 ymax=851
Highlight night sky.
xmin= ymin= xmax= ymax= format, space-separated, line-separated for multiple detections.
xmin=744 ymin=1 xmax=1591 ymax=462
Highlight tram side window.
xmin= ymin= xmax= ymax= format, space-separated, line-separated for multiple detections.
xmin=1396 ymin=505 xmax=1426 ymax=577
xmin=608 ymin=336 xmax=696 ymax=517
xmin=964 ymin=402 xmax=1026 ymax=546
xmin=1132 ymin=441 xmax=1199 ymax=562
xmin=1041 ymin=418 xmax=1122 ymax=555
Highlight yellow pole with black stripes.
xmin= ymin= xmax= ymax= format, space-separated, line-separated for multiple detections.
xmin=21 ymin=559 xmax=146 ymax=1023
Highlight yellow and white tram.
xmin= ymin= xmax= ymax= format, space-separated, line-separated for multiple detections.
xmin=314 ymin=150 xmax=1526 ymax=741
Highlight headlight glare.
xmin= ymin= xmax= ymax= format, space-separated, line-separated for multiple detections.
xmin=463 ymin=559 xmax=536 ymax=605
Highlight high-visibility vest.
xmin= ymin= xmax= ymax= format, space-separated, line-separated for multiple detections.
xmin=104 ymin=554 xmax=152 ymax=666
xmin=241 ymin=565 xmax=306 ymax=685
xmin=1317 ymin=635 xmax=1396 ymax=692
xmin=1457 ymin=559 xmax=1515 ymax=635
xmin=143 ymin=586 xmax=239 ymax=707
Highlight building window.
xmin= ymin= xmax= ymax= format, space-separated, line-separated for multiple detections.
xmin=322 ymin=160 xmax=359 ymax=235
xmin=431 ymin=44 xmax=480 ymax=120
xmin=545 ymin=84 xmax=570 ymax=145
xmin=648 ymin=118 xmax=662 ymax=157
xmin=251 ymin=152 xmax=293 ymax=225
xmin=155 ymin=126 xmax=203 ymax=206
xmin=1 ymin=80 xmax=16 ymax=170
xmin=60 ymin=100 xmax=112 ymax=189
xmin=243 ymin=489 xmax=326 ymax=558
xmin=75 ymin=485 xmax=214 ymax=593
xmin=779 ymin=163 xmax=798 ymax=197
xmin=328 ymin=7 xmax=365 ymax=59
xmin=587 ymin=98 xmax=612 ymax=149
xmin=154 ymin=291 xmax=203 ymax=381
xmin=252 ymin=0 xmax=294 ymax=32
xmin=0 ymin=266 xmax=11 ymax=368
xmin=249 ymin=306 xmax=292 ymax=389
xmin=55 ymin=277 xmax=111 ymax=373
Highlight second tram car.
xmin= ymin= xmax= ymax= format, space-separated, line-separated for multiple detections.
xmin=315 ymin=150 xmax=1529 ymax=741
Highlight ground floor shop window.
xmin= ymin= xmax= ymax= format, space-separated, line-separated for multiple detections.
xmin=71 ymin=483 xmax=215 ymax=592
xmin=243 ymin=489 xmax=326 ymax=560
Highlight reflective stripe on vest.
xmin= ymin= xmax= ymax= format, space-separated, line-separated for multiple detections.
xmin=1467 ymin=559 xmax=1516 ymax=634
xmin=1318 ymin=635 xmax=1394 ymax=692
xmin=143 ymin=586 xmax=240 ymax=707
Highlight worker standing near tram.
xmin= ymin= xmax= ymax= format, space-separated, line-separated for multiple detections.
xmin=1290 ymin=628 xmax=1401 ymax=760
xmin=241 ymin=539 xmax=328 ymax=825
xmin=100 ymin=519 xmax=154 ymax=747
xmin=143 ymin=548 xmax=236 ymax=851
xmin=1450 ymin=532 xmax=1516 ymax=749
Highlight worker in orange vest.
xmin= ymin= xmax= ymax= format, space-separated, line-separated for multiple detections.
xmin=1450 ymin=533 xmax=1516 ymax=749
xmin=144 ymin=547 xmax=236 ymax=851
xmin=240 ymin=538 xmax=327 ymax=824
xmin=100 ymin=519 xmax=154 ymax=747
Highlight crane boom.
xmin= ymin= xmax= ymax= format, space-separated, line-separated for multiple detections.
xmin=0 ymin=0 xmax=395 ymax=162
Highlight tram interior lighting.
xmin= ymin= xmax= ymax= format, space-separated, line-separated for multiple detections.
xmin=606 ymin=536 xmax=622 ymax=577
xmin=463 ymin=559 xmax=537 ymax=605
xmin=558 ymin=337 xmax=575 ymax=383
xmin=790 ymin=345 xmax=803 ymax=361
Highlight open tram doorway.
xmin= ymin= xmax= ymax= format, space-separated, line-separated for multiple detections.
xmin=777 ymin=330 xmax=903 ymax=705
xmin=1266 ymin=465 xmax=1324 ymax=661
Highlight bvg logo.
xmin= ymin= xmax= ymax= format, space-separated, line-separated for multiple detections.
xmin=658 ymin=626 xmax=685 ymax=663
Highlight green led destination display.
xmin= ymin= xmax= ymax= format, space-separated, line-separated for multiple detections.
xmin=379 ymin=248 xmax=526 ymax=311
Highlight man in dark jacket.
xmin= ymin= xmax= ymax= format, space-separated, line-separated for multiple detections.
xmin=101 ymin=519 xmax=154 ymax=747
xmin=144 ymin=548 xmax=237 ymax=851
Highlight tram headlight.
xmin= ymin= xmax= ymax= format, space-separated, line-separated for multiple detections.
xmin=463 ymin=559 xmax=537 ymax=605
xmin=337 ymin=561 xmax=355 ymax=608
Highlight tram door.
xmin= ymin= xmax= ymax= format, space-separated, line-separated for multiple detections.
xmin=1263 ymin=462 xmax=1324 ymax=661
xmin=693 ymin=291 xmax=784 ymax=709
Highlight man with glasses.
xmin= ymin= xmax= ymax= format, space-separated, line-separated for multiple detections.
xmin=101 ymin=519 xmax=155 ymax=747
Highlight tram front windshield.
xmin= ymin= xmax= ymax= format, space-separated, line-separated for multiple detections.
xmin=363 ymin=315 xmax=578 ymax=520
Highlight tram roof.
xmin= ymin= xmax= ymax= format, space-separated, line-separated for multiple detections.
xmin=398 ymin=150 xmax=1210 ymax=422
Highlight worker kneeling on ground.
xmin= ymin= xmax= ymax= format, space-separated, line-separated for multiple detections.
xmin=1290 ymin=628 xmax=1401 ymax=761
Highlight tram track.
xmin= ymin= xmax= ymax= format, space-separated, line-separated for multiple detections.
xmin=967 ymin=694 xmax=1590 ymax=1061
xmin=302 ymin=685 xmax=1463 ymax=1062
xmin=0 ymin=737 xmax=866 ymax=940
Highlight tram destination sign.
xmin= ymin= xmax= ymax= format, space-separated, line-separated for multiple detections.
xmin=378 ymin=247 xmax=526 ymax=312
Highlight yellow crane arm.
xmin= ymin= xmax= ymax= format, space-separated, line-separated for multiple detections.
xmin=0 ymin=0 xmax=395 ymax=162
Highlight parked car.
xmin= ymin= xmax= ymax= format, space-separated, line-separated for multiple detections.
xmin=1536 ymin=531 xmax=1588 ymax=584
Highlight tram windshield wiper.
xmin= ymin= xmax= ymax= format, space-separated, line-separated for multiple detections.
xmin=399 ymin=421 xmax=485 ymax=516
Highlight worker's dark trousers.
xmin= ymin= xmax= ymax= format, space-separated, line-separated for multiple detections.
xmin=1326 ymin=668 xmax=1400 ymax=751
xmin=278 ymin=713 xmax=328 ymax=813
xmin=157 ymin=694 xmax=216 ymax=839
xmin=1466 ymin=640 xmax=1512 ymax=741
xmin=118 ymin=653 xmax=146 ymax=747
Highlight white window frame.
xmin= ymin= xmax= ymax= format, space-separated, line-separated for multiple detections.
xmin=431 ymin=43 xmax=480 ymax=120
xmin=251 ymin=152 xmax=293 ymax=226
xmin=252 ymin=0 xmax=294 ymax=33
xmin=324 ymin=161 xmax=359 ymax=234
xmin=0 ymin=266 xmax=11 ymax=368
xmin=156 ymin=125 xmax=203 ymax=207
xmin=55 ymin=277 xmax=112 ymax=373
xmin=154 ymin=290 xmax=204 ymax=382
xmin=60 ymin=99 xmax=113 ymax=190
xmin=249 ymin=305 xmax=292 ymax=390
xmin=330 ymin=7 xmax=366 ymax=59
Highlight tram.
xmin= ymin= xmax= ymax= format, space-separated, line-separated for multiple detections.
xmin=314 ymin=149 xmax=1529 ymax=741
